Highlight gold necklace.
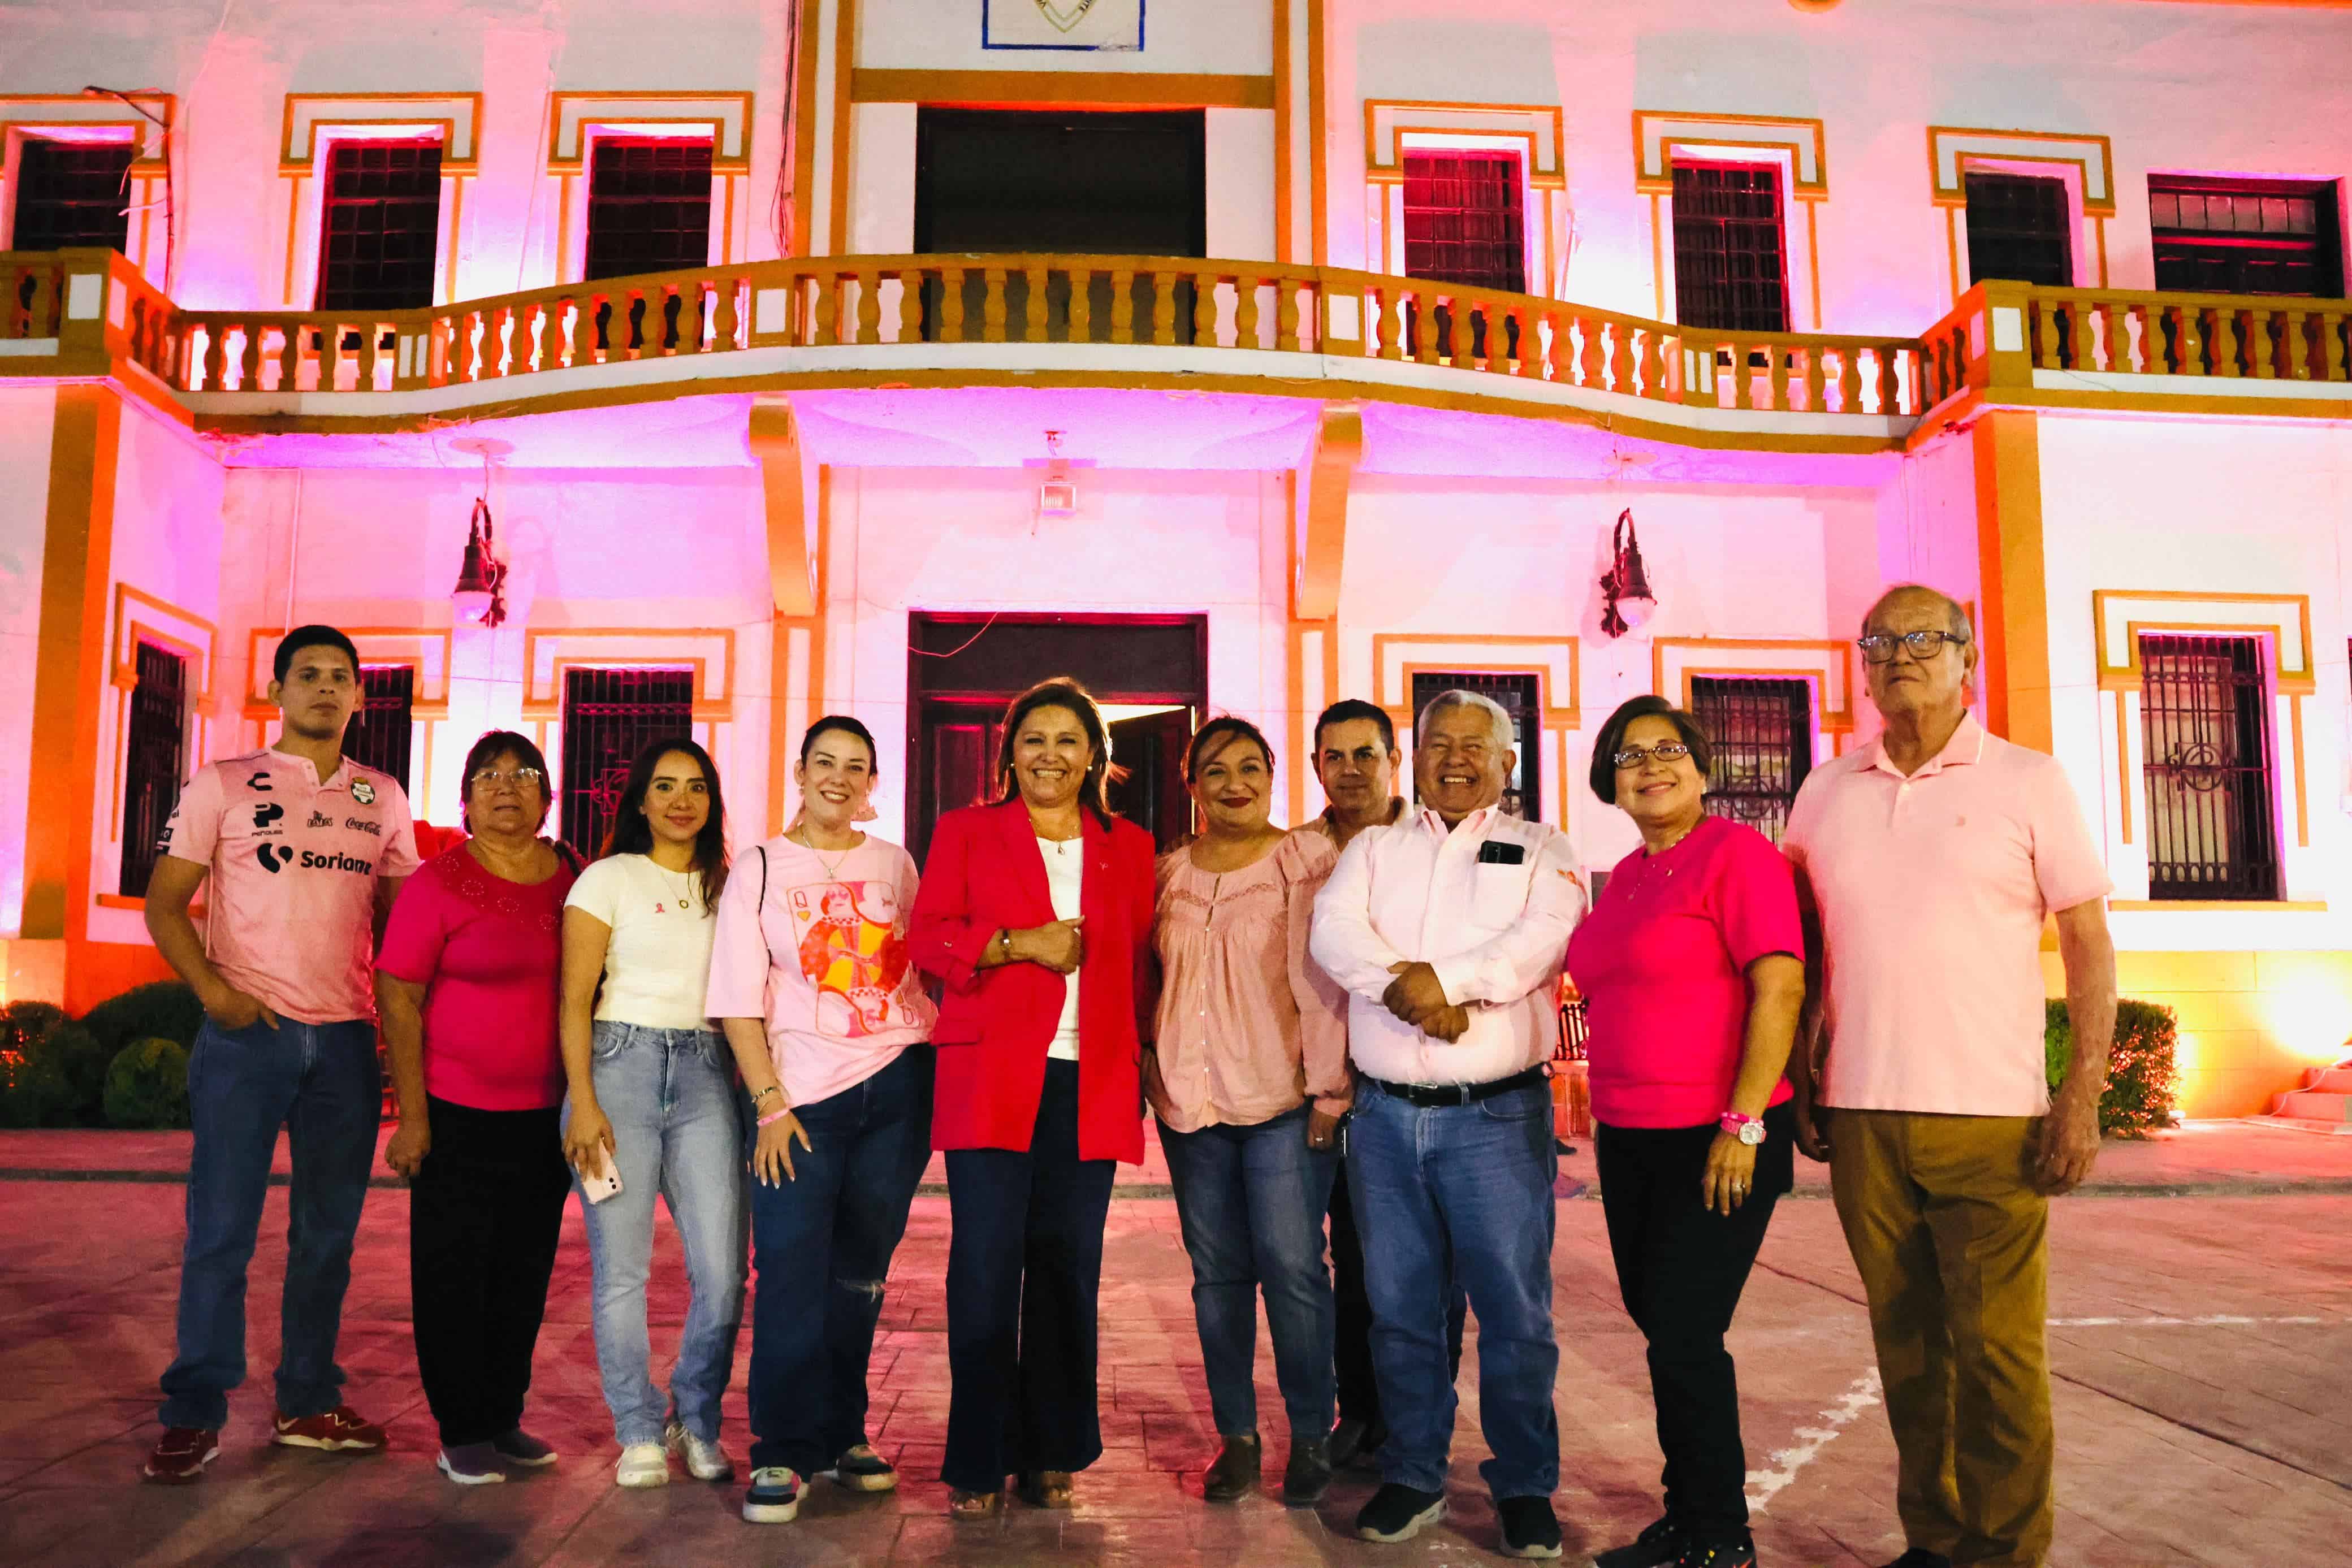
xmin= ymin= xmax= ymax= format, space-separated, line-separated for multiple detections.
xmin=795 ymin=826 xmax=859 ymax=880
xmin=648 ymin=855 xmax=699 ymax=911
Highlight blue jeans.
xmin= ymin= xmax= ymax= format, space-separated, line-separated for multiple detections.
xmin=567 ymin=1023 xmax=747 ymax=1448
xmin=1159 ymin=1104 xmax=1339 ymax=1440
xmin=158 ymin=1016 xmax=381 ymax=1431
xmin=1347 ymin=1076 xmax=1560 ymax=1499
xmin=746 ymin=1045 xmax=934 ymax=1477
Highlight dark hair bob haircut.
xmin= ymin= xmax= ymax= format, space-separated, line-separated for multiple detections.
xmin=799 ymin=714 xmax=879 ymax=774
xmin=459 ymin=730 xmax=555 ymax=834
xmin=992 ymin=677 xmax=1121 ymax=829
xmin=1183 ymin=715 xmax=1274 ymax=785
xmin=1588 ymin=696 xmax=1714 ymax=806
xmin=600 ymin=737 xmax=729 ymax=909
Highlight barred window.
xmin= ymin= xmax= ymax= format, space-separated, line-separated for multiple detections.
xmin=1402 ymin=151 xmax=1526 ymax=294
xmin=2150 ymin=176 xmax=2343 ymax=298
xmin=2139 ymin=634 xmax=2280 ymax=902
xmin=341 ymin=666 xmax=416 ymax=794
xmin=1671 ymin=163 xmax=1789 ymax=333
xmin=583 ymin=138 xmax=715 ymax=281
xmin=12 ymin=138 xmax=135 ymax=253
xmin=560 ymin=668 xmax=694 ymax=856
xmin=1689 ymin=677 xmax=1813 ymax=843
xmin=1409 ymin=671 xmax=1541 ymax=821
xmin=317 ymin=140 xmax=443 ymax=311
xmin=120 ymin=642 xmax=189 ymax=897
xmin=1964 ymin=172 xmax=2073 ymax=288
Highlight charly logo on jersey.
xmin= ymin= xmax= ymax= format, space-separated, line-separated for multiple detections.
xmin=247 ymin=771 xmax=273 ymax=792
xmin=350 ymin=779 xmax=377 ymax=805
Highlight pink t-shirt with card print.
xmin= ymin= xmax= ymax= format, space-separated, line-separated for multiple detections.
xmin=703 ymin=835 xmax=937 ymax=1110
xmin=1783 ymin=717 xmax=2112 ymax=1118
xmin=157 ymin=748 xmax=420 ymax=1024
xmin=1568 ymin=813 xmax=1803 ymax=1128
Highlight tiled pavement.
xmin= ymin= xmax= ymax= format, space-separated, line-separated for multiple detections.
xmin=1 ymin=1168 xmax=2349 ymax=1566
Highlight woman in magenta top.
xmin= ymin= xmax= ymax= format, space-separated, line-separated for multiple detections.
xmin=377 ymin=730 xmax=580 ymax=1486
xmin=1566 ymin=696 xmax=1805 ymax=1568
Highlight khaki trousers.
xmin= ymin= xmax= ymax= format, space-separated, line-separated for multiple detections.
xmin=1828 ymin=1110 xmax=2053 ymax=1568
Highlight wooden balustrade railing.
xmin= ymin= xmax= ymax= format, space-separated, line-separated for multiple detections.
xmin=1920 ymin=280 xmax=2352 ymax=409
xmin=42 ymin=250 xmax=2349 ymax=428
xmin=153 ymin=253 xmax=1929 ymax=419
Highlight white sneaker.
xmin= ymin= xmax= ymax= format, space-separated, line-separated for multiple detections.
xmin=616 ymin=1441 xmax=669 ymax=1488
xmin=665 ymin=1419 xmax=734 ymax=1482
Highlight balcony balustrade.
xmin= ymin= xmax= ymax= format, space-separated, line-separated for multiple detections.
xmin=12 ymin=248 xmax=2350 ymax=443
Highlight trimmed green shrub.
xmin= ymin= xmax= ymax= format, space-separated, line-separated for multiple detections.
xmin=42 ymin=1021 xmax=110 ymax=1124
xmin=104 ymin=1037 xmax=192 ymax=1130
xmin=83 ymin=981 xmax=204 ymax=1059
xmin=0 ymin=1043 xmax=74 ymax=1128
xmin=2046 ymin=997 xmax=2180 ymax=1138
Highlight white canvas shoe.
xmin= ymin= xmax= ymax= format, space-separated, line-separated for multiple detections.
xmin=616 ymin=1441 xmax=670 ymax=1488
xmin=665 ymin=1419 xmax=734 ymax=1482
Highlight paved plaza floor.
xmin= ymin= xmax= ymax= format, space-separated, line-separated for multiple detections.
xmin=1 ymin=1136 xmax=2347 ymax=1567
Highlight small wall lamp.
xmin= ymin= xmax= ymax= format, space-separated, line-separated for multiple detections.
xmin=1599 ymin=507 xmax=1657 ymax=638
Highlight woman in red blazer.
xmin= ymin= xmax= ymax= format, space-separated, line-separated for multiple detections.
xmin=910 ymin=678 xmax=1156 ymax=1519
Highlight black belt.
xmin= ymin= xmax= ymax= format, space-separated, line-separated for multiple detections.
xmin=1363 ymin=1065 xmax=1547 ymax=1108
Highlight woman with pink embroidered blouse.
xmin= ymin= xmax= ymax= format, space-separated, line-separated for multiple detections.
xmin=1566 ymin=696 xmax=1806 ymax=1568
xmin=1148 ymin=716 xmax=1351 ymax=1508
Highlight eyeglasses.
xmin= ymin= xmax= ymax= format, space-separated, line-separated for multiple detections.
xmin=1612 ymin=742 xmax=1692 ymax=770
xmin=1857 ymin=630 xmax=1968 ymax=664
xmin=469 ymin=766 xmax=544 ymax=792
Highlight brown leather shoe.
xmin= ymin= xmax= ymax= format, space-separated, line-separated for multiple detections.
xmin=1202 ymin=1432 xmax=1262 ymax=1502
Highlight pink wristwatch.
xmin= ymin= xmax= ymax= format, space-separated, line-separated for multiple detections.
xmin=1719 ymin=1111 xmax=1766 ymax=1146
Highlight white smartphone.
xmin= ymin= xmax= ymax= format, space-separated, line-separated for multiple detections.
xmin=581 ymin=1153 xmax=624 ymax=1205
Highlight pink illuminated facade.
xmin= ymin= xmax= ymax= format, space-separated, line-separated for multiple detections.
xmin=3 ymin=0 xmax=2350 ymax=1119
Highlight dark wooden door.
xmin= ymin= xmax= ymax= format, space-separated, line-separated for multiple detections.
xmin=1108 ymin=708 xmax=1196 ymax=851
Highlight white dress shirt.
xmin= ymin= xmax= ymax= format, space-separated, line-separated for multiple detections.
xmin=1309 ymin=805 xmax=1584 ymax=1086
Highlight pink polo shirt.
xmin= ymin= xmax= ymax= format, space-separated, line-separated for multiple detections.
xmin=157 ymin=749 xmax=420 ymax=1024
xmin=703 ymin=835 xmax=937 ymax=1110
xmin=1568 ymin=814 xmax=1802 ymax=1128
xmin=1782 ymin=717 xmax=2111 ymax=1117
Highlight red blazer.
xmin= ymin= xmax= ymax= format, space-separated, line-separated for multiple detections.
xmin=911 ymin=798 xmax=1157 ymax=1164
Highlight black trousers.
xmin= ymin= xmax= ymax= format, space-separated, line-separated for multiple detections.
xmin=1596 ymin=1101 xmax=1795 ymax=1540
xmin=1330 ymin=1142 xmax=1465 ymax=1428
xmin=941 ymin=1060 xmax=1117 ymax=1493
xmin=409 ymin=1096 xmax=571 ymax=1448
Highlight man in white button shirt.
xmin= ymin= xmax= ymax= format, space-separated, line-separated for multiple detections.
xmin=1311 ymin=690 xmax=1584 ymax=1558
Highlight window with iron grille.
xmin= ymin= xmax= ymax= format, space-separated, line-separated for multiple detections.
xmin=341 ymin=666 xmax=416 ymax=794
xmin=1689 ymin=676 xmax=1813 ymax=843
xmin=317 ymin=140 xmax=443 ymax=312
xmin=560 ymin=668 xmax=694 ymax=855
xmin=2139 ymin=633 xmax=2279 ymax=902
xmin=1402 ymin=151 xmax=1526 ymax=294
xmin=120 ymin=642 xmax=189 ymax=897
xmin=2150 ymin=176 xmax=2344 ymax=298
xmin=11 ymin=138 xmax=135 ymax=253
xmin=583 ymin=138 xmax=715 ymax=281
xmin=1408 ymin=672 xmax=1541 ymax=821
xmin=1964 ymin=171 xmax=2073 ymax=287
xmin=1671 ymin=163 xmax=1789 ymax=333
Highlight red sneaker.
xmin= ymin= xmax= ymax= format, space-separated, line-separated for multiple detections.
xmin=271 ymin=1406 xmax=388 ymax=1452
xmin=142 ymin=1427 xmax=220 ymax=1483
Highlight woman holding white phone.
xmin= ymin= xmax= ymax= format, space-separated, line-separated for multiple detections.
xmin=706 ymin=715 xmax=936 ymax=1527
xmin=558 ymin=738 xmax=746 ymax=1491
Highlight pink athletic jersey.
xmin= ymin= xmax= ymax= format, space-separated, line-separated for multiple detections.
xmin=157 ymin=749 xmax=421 ymax=1024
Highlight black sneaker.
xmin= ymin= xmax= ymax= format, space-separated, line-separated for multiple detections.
xmin=1596 ymin=1515 xmax=1688 ymax=1568
xmin=1355 ymin=1482 xmax=1447 ymax=1543
xmin=1498 ymin=1495 xmax=1563 ymax=1560
xmin=1675 ymin=1535 xmax=1757 ymax=1568
xmin=1282 ymin=1437 xmax=1332 ymax=1505
xmin=1877 ymin=1554 xmax=1953 ymax=1568
xmin=1327 ymin=1416 xmax=1373 ymax=1469
xmin=1340 ymin=1417 xmax=1389 ymax=1472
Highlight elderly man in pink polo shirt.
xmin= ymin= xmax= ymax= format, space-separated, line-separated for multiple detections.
xmin=1784 ymin=585 xmax=2117 ymax=1568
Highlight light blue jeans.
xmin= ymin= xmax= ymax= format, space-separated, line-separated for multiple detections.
xmin=566 ymin=1022 xmax=748 ymax=1448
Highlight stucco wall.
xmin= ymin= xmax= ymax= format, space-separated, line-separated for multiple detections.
xmin=0 ymin=385 xmax=58 ymax=943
